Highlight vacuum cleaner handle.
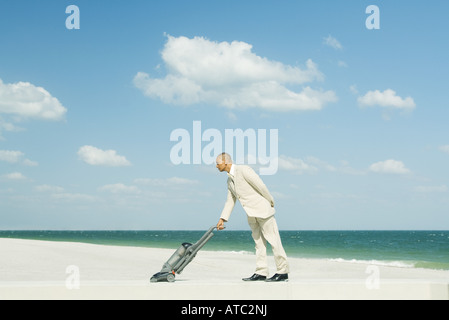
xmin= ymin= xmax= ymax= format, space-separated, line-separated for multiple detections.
xmin=174 ymin=226 xmax=223 ymax=274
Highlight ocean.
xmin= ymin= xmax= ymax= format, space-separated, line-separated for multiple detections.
xmin=1 ymin=230 xmax=448 ymax=270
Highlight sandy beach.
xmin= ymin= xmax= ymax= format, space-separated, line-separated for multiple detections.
xmin=0 ymin=238 xmax=448 ymax=300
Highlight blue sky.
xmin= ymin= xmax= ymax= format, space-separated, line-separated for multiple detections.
xmin=0 ymin=1 xmax=448 ymax=230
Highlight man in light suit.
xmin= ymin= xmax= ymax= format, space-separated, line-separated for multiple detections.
xmin=216 ymin=152 xmax=289 ymax=282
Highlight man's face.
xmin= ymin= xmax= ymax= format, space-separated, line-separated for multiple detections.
xmin=216 ymin=157 xmax=227 ymax=172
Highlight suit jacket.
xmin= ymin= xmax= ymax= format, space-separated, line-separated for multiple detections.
xmin=220 ymin=164 xmax=275 ymax=221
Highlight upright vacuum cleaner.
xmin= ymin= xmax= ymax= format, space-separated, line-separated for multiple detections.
xmin=150 ymin=226 xmax=219 ymax=282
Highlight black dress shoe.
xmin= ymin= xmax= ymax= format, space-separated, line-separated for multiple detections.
xmin=242 ymin=274 xmax=267 ymax=281
xmin=265 ymin=273 xmax=288 ymax=282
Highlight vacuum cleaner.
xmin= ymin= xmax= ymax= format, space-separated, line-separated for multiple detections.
xmin=150 ymin=226 xmax=219 ymax=282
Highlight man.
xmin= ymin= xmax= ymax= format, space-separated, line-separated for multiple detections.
xmin=215 ymin=152 xmax=289 ymax=282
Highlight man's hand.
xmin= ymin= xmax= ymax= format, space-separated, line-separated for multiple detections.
xmin=216 ymin=218 xmax=226 ymax=230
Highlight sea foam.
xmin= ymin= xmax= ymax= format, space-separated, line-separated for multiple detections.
xmin=328 ymin=258 xmax=415 ymax=268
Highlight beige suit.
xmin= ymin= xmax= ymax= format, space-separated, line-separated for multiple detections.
xmin=220 ymin=164 xmax=289 ymax=276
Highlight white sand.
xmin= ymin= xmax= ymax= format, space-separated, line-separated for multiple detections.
xmin=0 ymin=238 xmax=448 ymax=300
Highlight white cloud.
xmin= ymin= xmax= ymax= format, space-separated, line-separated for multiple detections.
xmin=338 ymin=160 xmax=366 ymax=175
xmin=134 ymin=177 xmax=199 ymax=187
xmin=0 ymin=78 xmax=67 ymax=121
xmin=358 ymin=89 xmax=416 ymax=110
xmin=369 ymin=159 xmax=411 ymax=174
xmin=0 ymin=119 xmax=24 ymax=140
xmin=134 ymin=35 xmax=337 ymax=112
xmin=349 ymin=85 xmax=358 ymax=95
xmin=278 ymin=155 xmax=365 ymax=175
xmin=51 ymin=193 xmax=97 ymax=202
xmin=77 ymin=145 xmax=131 ymax=167
xmin=166 ymin=177 xmax=199 ymax=185
xmin=439 ymin=145 xmax=449 ymax=154
xmin=35 ymin=184 xmax=64 ymax=193
xmin=0 ymin=119 xmax=23 ymax=132
xmin=0 ymin=150 xmax=24 ymax=163
xmin=323 ymin=35 xmax=343 ymax=50
xmin=414 ymin=185 xmax=448 ymax=193
xmin=2 ymin=172 xmax=27 ymax=180
xmin=306 ymin=156 xmax=337 ymax=172
xmin=22 ymin=159 xmax=38 ymax=167
xmin=278 ymin=155 xmax=318 ymax=174
xmin=0 ymin=150 xmax=38 ymax=166
xmin=99 ymin=183 xmax=141 ymax=194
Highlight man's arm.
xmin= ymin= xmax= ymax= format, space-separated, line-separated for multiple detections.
xmin=241 ymin=166 xmax=275 ymax=206
xmin=217 ymin=188 xmax=236 ymax=229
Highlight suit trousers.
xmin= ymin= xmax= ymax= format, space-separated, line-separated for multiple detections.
xmin=247 ymin=215 xmax=289 ymax=276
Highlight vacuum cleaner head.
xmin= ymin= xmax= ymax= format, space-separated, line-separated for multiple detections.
xmin=150 ymin=226 xmax=218 ymax=283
